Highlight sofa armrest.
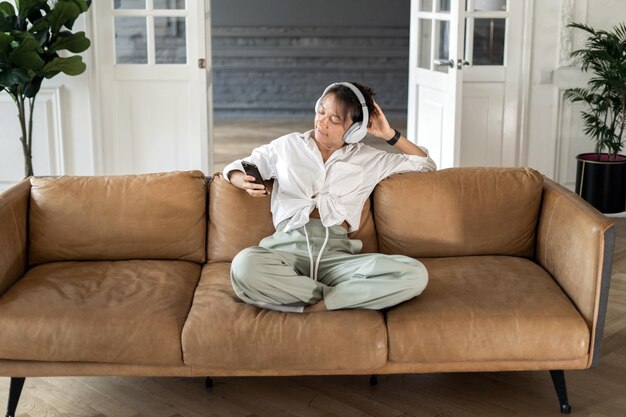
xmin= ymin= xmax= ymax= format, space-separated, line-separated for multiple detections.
xmin=0 ymin=179 xmax=31 ymax=297
xmin=536 ymin=178 xmax=614 ymax=368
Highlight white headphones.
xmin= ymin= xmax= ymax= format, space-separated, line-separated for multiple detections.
xmin=315 ymin=82 xmax=369 ymax=144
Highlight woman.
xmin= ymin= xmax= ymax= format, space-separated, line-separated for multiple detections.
xmin=223 ymin=82 xmax=437 ymax=313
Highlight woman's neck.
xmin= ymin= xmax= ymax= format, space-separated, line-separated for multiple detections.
xmin=313 ymin=136 xmax=344 ymax=162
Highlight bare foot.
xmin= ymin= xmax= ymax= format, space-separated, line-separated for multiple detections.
xmin=303 ymin=299 xmax=327 ymax=313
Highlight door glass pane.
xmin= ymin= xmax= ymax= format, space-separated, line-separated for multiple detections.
xmin=472 ymin=18 xmax=505 ymax=65
xmin=154 ymin=0 xmax=185 ymax=9
xmin=419 ymin=0 xmax=433 ymax=11
xmin=418 ymin=19 xmax=432 ymax=70
xmin=473 ymin=0 xmax=507 ymax=11
xmin=437 ymin=0 xmax=451 ymax=12
xmin=435 ymin=20 xmax=450 ymax=73
xmin=155 ymin=17 xmax=187 ymax=64
xmin=115 ymin=17 xmax=147 ymax=64
xmin=114 ymin=0 xmax=145 ymax=9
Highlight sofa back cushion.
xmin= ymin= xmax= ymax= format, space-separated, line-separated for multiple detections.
xmin=207 ymin=174 xmax=378 ymax=262
xmin=373 ymin=167 xmax=543 ymax=258
xmin=29 ymin=171 xmax=207 ymax=265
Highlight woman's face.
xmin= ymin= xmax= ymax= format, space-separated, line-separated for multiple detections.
xmin=314 ymin=93 xmax=352 ymax=148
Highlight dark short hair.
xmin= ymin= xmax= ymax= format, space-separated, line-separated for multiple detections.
xmin=323 ymin=82 xmax=377 ymax=127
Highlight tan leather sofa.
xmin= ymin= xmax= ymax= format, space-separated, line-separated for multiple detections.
xmin=0 ymin=167 xmax=615 ymax=415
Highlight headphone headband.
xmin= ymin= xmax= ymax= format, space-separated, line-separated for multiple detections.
xmin=315 ymin=82 xmax=369 ymax=144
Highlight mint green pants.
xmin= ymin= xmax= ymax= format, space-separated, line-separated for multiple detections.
xmin=230 ymin=218 xmax=428 ymax=312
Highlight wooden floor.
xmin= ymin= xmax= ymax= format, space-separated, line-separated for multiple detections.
xmin=1 ymin=122 xmax=625 ymax=416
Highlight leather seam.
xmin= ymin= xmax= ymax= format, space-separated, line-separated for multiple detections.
xmin=10 ymin=207 xmax=24 ymax=260
xmin=543 ymin=194 xmax=562 ymax=268
xmin=587 ymin=234 xmax=604 ymax=367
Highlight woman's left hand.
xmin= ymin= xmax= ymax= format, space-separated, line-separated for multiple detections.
xmin=367 ymin=100 xmax=396 ymax=141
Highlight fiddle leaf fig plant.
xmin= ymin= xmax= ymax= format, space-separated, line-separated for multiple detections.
xmin=564 ymin=22 xmax=626 ymax=161
xmin=0 ymin=0 xmax=91 ymax=177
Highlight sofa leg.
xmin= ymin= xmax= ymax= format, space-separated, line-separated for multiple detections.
xmin=550 ymin=370 xmax=572 ymax=414
xmin=205 ymin=377 xmax=213 ymax=389
xmin=5 ymin=377 xmax=25 ymax=417
xmin=369 ymin=375 xmax=378 ymax=386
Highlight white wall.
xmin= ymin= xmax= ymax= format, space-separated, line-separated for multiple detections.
xmin=524 ymin=0 xmax=626 ymax=189
xmin=0 ymin=12 xmax=95 ymax=190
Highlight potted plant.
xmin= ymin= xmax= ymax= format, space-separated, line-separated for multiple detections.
xmin=564 ymin=22 xmax=626 ymax=213
xmin=0 ymin=0 xmax=91 ymax=178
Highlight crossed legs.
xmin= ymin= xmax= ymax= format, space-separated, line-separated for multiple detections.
xmin=230 ymin=246 xmax=428 ymax=312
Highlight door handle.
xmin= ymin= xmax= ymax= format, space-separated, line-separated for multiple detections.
xmin=457 ymin=59 xmax=470 ymax=69
xmin=433 ymin=59 xmax=455 ymax=68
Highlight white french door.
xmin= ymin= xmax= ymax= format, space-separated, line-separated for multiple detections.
xmin=408 ymin=0 xmax=524 ymax=169
xmin=94 ymin=0 xmax=211 ymax=175
xmin=408 ymin=0 xmax=465 ymax=169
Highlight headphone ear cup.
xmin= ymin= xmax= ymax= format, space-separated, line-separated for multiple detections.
xmin=343 ymin=124 xmax=357 ymax=143
xmin=343 ymin=122 xmax=367 ymax=143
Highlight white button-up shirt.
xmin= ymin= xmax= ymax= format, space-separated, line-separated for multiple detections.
xmin=223 ymin=129 xmax=437 ymax=233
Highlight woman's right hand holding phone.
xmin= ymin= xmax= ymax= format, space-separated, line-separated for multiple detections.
xmin=228 ymin=171 xmax=268 ymax=197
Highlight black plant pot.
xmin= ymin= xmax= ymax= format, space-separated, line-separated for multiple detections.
xmin=575 ymin=153 xmax=626 ymax=213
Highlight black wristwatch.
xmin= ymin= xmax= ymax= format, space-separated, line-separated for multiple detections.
xmin=387 ymin=128 xmax=402 ymax=146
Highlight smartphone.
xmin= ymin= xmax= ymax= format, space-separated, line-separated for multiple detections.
xmin=241 ymin=161 xmax=269 ymax=195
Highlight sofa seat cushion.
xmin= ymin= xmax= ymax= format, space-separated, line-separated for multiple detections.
xmin=182 ymin=262 xmax=388 ymax=370
xmin=386 ymin=256 xmax=590 ymax=364
xmin=0 ymin=260 xmax=201 ymax=366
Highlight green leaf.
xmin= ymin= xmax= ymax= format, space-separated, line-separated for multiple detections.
xmin=48 ymin=31 xmax=90 ymax=53
xmin=13 ymin=31 xmax=36 ymax=43
xmin=569 ymin=20 xmax=626 ymax=151
xmin=0 ymin=2 xmax=16 ymax=17
xmin=567 ymin=22 xmax=596 ymax=36
xmin=32 ymin=27 xmax=49 ymax=46
xmin=29 ymin=18 xmax=50 ymax=45
xmin=46 ymin=1 xmax=80 ymax=33
xmin=62 ymin=0 xmax=90 ymax=13
xmin=42 ymin=55 xmax=85 ymax=77
xmin=15 ymin=0 xmax=46 ymax=17
xmin=26 ymin=7 xmax=44 ymax=25
xmin=0 ymin=13 xmax=17 ymax=31
xmin=0 ymin=33 xmax=11 ymax=55
xmin=9 ymin=35 xmax=44 ymax=70
xmin=0 ymin=67 xmax=30 ymax=87
xmin=23 ymin=74 xmax=42 ymax=97
xmin=29 ymin=18 xmax=48 ymax=33
xmin=612 ymin=22 xmax=626 ymax=41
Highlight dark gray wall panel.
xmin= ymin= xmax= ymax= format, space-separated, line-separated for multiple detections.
xmin=212 ymin=0 xmax=410 ymax=27
xmin=211 ymin=1 xmax=410 ymax=119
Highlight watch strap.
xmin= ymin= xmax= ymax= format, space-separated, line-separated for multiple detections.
xmin=387 ymin=128 xmax=402 ymax=146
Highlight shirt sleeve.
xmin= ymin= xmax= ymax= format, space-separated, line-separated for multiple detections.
xmin=375 ymin=145 xmax=437 ymax=182
xmin=222 ymin=142 xmax=278 ymax=183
